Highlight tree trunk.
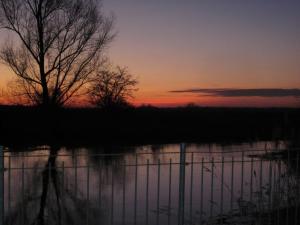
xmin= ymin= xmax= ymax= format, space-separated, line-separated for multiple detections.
xmin=37 ymin=1 xmax=50 ymax=107
xmin=40 ymin=64 xmax=50 ymax=107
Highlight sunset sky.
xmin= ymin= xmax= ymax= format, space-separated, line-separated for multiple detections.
xmin=1 ymin=0 xmax=300 ymax=107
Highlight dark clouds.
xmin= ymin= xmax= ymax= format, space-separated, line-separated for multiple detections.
xmin=170 ymin=88 xmax=300 ymax=97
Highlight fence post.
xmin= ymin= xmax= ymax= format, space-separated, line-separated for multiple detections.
xmin=0 ymin=146 xmax=4 ymax=225
xmin=178 ymin=143 xmax=186 ymax=225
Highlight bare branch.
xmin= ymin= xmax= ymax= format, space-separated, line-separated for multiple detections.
xmin=89 ymin=65 xmax=138 ymax=109
xmin=0 ymin=0 xmax=115 ymax=107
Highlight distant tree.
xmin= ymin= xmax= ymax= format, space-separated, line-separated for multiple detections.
xmin=185 ymin=102 xmax=198 ymax=108
xmin=89 ymin=66 xmax=138 ymax=109
xmin=0 ymin=0 xmax=114 ymax=107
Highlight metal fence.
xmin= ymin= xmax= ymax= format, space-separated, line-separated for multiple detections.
xmin=0 ymin=145 xmax=300 ymax=225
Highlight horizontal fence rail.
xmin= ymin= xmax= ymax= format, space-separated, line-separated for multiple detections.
xmin=0 ymin=145 xmax=300 ymax=225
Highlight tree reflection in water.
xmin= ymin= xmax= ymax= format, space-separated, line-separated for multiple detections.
xmin=35 ymin=146 xmax=61 ymax=225
xmin=5 ymin=146 xmax=112 ymax=225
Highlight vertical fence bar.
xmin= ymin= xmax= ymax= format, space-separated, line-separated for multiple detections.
xmin=178 ymin=143 xmax=186 ymax=225
xmin=241 ymin=152 xmax=244 ymax=202
xmin=277 ymin=160 xmax=281 ymax=225
xmin=8 ymin=156 xmax=11 ymax=222
xmin=62 ymin=161 xmax=65 ymax=191
xmin=87 ymin=162 xmax=90 ymax=225
xmin=62 ymin=161 xmax=65 ymax=197
xmin=200 ymin=157 xmax=204 ymax=225
xmin=268 ymin=161 xmax=272 ymax=225
xmin=99 ymin=161 xmax=102 ymax=211
xmin=62 ymin=161 xmax=65 ymax=224
xmin=220 ymin=157 xmax=224 ymax=225
xmin=168 ymin=158 xmax=172 ymax=225
xmin=189 ymin=153 xmax=194 ymax=225
xmin=259 ymin=157 xmax=263 ymax=224
xmin=286 ymin=150 xmax=290 ymax=225
xmin=75 ymin=155 xmax=78 ymax=200
xmin=0 ymin=146 xmax=3 ymax=225
xmin=22 ymin=162 xmax=25 ymax=225
xmin=134 ymin=155 xmax=138 ymax=225
xmin=230 ymin=157 xmax=234 ymax=213
xmin=156 ymin=159 xmax=161 ymax=225
xmin=146 ymin=159 xmax=149 ymax=225
xmin=273 ymin=158 xmax=277 ymax=225
xmin=111 ymin=166 xmax=114 ymax=225
xmin=296 ymin=151 xmax=299 ymax=225
xmin=122 ymin=160 xmax=126 ymax=225
xmin=47 ymin=163 xmax=51 ymax=225
xmin=210 ymin=157 xmax=214 ymax=218
xmin=65 ymin=164 xmax=68 ymax=191
xmin=250 ymin=158 xmax=254 ymax=203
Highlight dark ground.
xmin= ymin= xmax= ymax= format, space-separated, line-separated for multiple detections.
xmin=0 ymin=105 xmax=299 ymax=148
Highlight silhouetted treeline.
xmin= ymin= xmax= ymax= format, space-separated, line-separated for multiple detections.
xmin=0 ymin=105 xmax=299 ymax=147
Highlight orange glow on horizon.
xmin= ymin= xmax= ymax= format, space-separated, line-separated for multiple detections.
xmin=132 ymin=95 xmax=300 ymax=108
xmin=0 ymin=93 xmax=299 ymax=108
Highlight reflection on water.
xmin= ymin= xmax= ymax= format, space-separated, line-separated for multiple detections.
xmin=3 ymin=141 xmax=300 ymax=225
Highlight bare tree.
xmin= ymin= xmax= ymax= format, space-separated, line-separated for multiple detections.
xmin=0 ymin=0 xmax=114 ymax=107
xmin=89 ymin=66 xmax=138 ymax=109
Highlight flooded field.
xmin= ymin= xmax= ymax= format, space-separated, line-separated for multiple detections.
xmin=2 ymin=141 xmax=300 ymax=225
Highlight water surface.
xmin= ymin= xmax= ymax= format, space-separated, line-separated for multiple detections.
xmin=3 ymin=141 xmax=299 ymax=225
